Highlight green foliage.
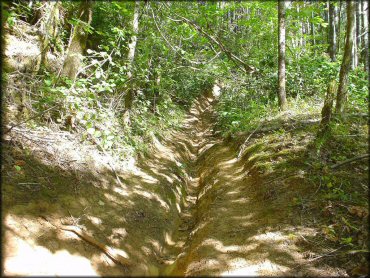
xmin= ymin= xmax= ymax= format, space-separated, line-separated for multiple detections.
xmin=348 ymin=69 xmax=368 ymax=112
xmin=286 ymin=55 xmax=340 ymax=98
xmin=6 ymin=0 xmax=368 ymax=157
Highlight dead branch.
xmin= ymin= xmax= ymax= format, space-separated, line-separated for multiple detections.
xmin=330 ymin=154 xmax=369 ymax=169
xmin=237 ymin=123 xmax=262 ymax=159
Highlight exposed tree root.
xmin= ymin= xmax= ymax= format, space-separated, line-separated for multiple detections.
xmin=39 ymin=216 xmax=131 ymax=268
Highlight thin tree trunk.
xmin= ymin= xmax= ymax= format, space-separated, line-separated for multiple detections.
xmin=337 ymin=0 xmax=342 ymax=50
xmin=61 ymin=0 xmax=92 ymax=81
xmin=328 ymin=1 xmax=337 ymax=61
xmin=123 ymin=1 xmax=140 ymax=125
xmin=361 ymin=0 xmax=369 ymax=72
xmin=38 ymin=2 xmax=60 ymax=73
xmin=336 ymin=1 xmax=355 ymax=115
xmin=319 ymin=80 xmax=337 ymax=136
xmin=356 ymin=1 xmax=361 ymax=65
xmin=352 ymin=4 xmax=358 ymax=69
xmin=278 ymin=0 xmax=287 ymax=111
xmin=311 ymin=11 xmax=316 ymax=54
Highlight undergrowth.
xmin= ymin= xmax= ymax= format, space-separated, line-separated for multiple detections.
xmin=215 ymin=55 xmax=368 ymax=136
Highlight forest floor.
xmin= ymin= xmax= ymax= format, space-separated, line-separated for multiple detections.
xmin=2 ymin=86 xmax=368 ymax=276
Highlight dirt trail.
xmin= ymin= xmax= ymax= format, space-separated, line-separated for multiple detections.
xmin=159 ymin=88 xmax=342 ymax=276
xmin=3 ymin=87 xmax=345 ymax=276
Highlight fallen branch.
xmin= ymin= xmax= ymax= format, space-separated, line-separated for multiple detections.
xmin=237 ymin=123 xmax=262 ymax=159
xmin=40 ymin=216 xmax=131 ymax=267
xmin=330 ymin=154 xmax=370 ymax=169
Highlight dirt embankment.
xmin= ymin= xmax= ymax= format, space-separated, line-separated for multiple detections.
xmin=2 ymin=86 xmax=360 ymax=276
xmin=2 ymin=88 xmax=215 ymax=276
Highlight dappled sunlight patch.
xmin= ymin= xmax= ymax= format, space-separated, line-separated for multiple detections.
xmin=147 ymin=239 xmax=163 ymax=256
xmin=113 ymin=186 xmax=130 ymax=197
xmin=189 ymin=220 xmax=210 ymax=237
xmin=231 ymin=214 xmax=254 ymax=221
xmin=165 ymin=231 xmax=176 ymax=246
xmin=212 ymin=83 xmax=221 ymax=97
xmin=130 ymin=169 xmax=159 ymax=184
xmin=187 ymin=258 xmax=221 ymax=274
xmin=131 ymin=189 xmax=170 ymax=211
xmin=200 ymin=238 xmax=245 ymax=253
xmin=103 ymin=192 xmax=126 ymax=206
xmin=220 ymin=258 xmax=289 ymax=276
xmin=252 ymin=231 xmax=288 ymax=244
xmin=151 ymin=170 xmax=175 ymax=183
xmin=197 ymin=181 xmax=214 ymax=200
xmin=230 ymin=197 xmax=251 ymax=204
xmin=86 ymin=215 xmax=103 ymax=226
xmin=4 ymin=230 xmax=97 ymax=276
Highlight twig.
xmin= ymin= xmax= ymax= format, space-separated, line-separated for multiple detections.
xmin=237 ymin=123 xmax=262 ymax=159
xmin=330 ymin=154 xmax=369 ymax=169
xmin=307 ymin=246 xmax=342 ymax=262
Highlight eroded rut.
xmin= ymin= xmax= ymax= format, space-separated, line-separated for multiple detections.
xmin=158 ymin=89 xmax=336 ymax=276
xmin=3 ymin=88 xmax=344 ymax=276
xmin=161 ymin=90 xmax=222 ymax=275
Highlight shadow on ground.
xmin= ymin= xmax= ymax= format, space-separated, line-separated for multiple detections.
xmin=2 ymin=89 xmax=366 ymax=276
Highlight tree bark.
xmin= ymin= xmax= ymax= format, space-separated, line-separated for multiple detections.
xmin=38 ymin=1 xmax=60 ymax=73
xmin=356 ymin=1 xmax=361 ymax=65
xmin=123 ymin=1 xmax=140 ymax=126
xmin=311 ymin=11 xmax=316 ymax=54
xmin=328 ymin=1 xmax=337 ymax=61
xmin=337 ymin=0 xmax=342 ymax=51
xmin=61 ymin=0 xmax=93 ymax=81
xmin=335 ymin=1 xmax=355 ymax=115
xmin=319 ymin=80 xmax=337 ymax=136
xmin=361 ymin=0 xmax=369 ymax=73
xmin=278 ymin=0 xmax=287 ymax=111
xmin=352 ymin=3 xmax=358 ymax=69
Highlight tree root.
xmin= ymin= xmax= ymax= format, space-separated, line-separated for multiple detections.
xmin=40 ymin=216 xmax=131 ymax=268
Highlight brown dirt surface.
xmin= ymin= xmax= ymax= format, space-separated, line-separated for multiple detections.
xmin=2 ymin=86 xmax=367 ymax=276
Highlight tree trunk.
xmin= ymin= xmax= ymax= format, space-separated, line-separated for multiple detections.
xmin=61 ymin=0 xmax=92 ymax=81
xmin=38 ymin=1 xmax=60 ymax=73
xmin=361 ymin=0 xmax=369 ymax=73
xmin=311 ymin=11 xmax=316 ymax=54
xmin=356 ymin=1 xmax=361 ymax=65
xmin=352 ymin=3 xmax=358 ymax=69
xmin=335 ymin=1 xmax=355 ymax=115
xmin=319 ymin=80 xmax=337 ymax=136
xmin=337 ymin=0 xmax=342 ymax=50
xmin=278 ymin=0 xmax=287 ymax=111
xmin=328 ymin=1 xmax=337 ymax=61
xmin=123 ymin=1 xmax=140 ymax=126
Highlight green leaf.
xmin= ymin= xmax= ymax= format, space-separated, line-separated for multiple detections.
xmin=44 ymin=79 xmax=52 ymax=86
